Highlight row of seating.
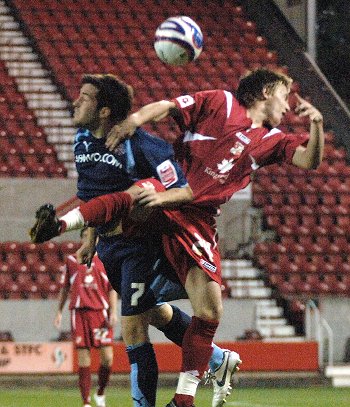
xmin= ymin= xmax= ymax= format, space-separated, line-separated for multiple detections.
xmin=0 ymin=240 xmax=80 ymax=256
xmin=270 ymin=273 xmax=350 ymax=295
xmin=256 ymin=253 xmax=350 ymax=275
xmin=256 ymin=236 xmax=350 ymax=255
xmin=0 ymin=241 xmax=79 ymax=299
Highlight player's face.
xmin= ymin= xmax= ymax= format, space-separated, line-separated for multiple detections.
xmin=73 ymin=84 xmax=101 ymax=130
xmin=263 ymin=83 xmax=290 ymax=127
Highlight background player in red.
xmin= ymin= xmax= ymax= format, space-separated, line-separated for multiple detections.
xmin=54 ymin=227 xmax=118 ymax=407
xmin=103 ymin=68 xmax=324 ymax=407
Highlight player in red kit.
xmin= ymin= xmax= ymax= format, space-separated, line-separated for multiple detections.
xmin=38 ymin=69 xmax=324 ymax=407
xmin=103 ymin=68 xmax=324 ymax=407
xmin=54 ymin=227 xmax=118 ymax=407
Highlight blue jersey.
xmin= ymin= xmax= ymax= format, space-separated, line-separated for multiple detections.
xmin=74 ymin=127 xmax=188 ymax=201
xmin=73 ymin=127 xmax=188 ymax=316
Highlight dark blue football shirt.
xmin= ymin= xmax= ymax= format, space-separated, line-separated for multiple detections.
xmin=73 ymin=127 xmax=188 ymax=201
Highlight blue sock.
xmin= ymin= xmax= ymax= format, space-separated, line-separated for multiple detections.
xmin=158 ymin=305 xmax=191 ymax=346
xmin=127 ymin=342 xmax=158 ymax=407
xmin=209 ymin=343 xmax=225 ymax=372
xmin=158 ymin=305 xmax=224 ymax=372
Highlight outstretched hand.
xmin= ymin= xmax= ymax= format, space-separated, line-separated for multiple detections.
xmin=294 ymin=93 xmax=323 ymax=123
xmin=105 ymin=118 xmax=137 ymax=151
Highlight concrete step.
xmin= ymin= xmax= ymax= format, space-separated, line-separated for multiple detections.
xmin=18 ymin=83 xmax=57 ymax=92
xmin=16 ymin=78 xmax=52 ymax=84
xmin=259 ymin=325 xmax=296 ymax=337
xmin=256 ymin=298 xmax=278 ymax=307
xmin=325 ymin=365 xmax=350 ymax=387
xmin=257 ymin=306 xmax=284 ymax=318
xmin=231 ymin=286 xmax=272 ymax=298
xmin=0 ymin=20 xmax=19 ymax=29
xmin=27 ymin=100 xmax=70 ymax=109
xmin=0 ymin=52 xmax=37 ymax=61
xmin=37 ymin=117 xmax=73 ymax=126
xmin=256 ymin=318 xmax=288 ymax=327
xmin=0 ymin=45 xmax=33 ymax=53
xmin=34 ymin=110 xmax=71 ymax=118
xmin=47 ymin=135 xmax=73 ymax=144
xmin=6 ymin=61 xmax=43 ymax=69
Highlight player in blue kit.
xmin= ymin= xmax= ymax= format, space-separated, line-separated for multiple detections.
xmin=31 ymin=74 xmax=240 ymax=407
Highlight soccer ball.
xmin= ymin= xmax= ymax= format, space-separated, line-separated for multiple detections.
xmin=154 ymin=16 xmax=203 ymax=66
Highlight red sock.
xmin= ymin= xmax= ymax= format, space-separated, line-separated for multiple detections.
xmin=181 ymin=316 xmax=218 ymax=377
xmin=78 ymin=366 xmax=91 ymax=404
xmin=79 ymin=192 xmax=132 ymax=226
xmin=97 ymin=365 xmax=111 ymax=396
xmin=174 ymin=394 xmax=195 ymax=407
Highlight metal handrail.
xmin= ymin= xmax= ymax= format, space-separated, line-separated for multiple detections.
xmin=305 ymin=300 xmax=334 ymax=368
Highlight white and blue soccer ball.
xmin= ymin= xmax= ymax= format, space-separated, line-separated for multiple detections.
xmin=154 ymin=16 xmax=204 ymax=66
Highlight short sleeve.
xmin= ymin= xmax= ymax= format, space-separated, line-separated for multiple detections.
xmin=171 ymin=90 xmax=225 ymax=130
xmin=282 ymin=133 xmax=309 ymax=164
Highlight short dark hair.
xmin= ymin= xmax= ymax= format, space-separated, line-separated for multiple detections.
xmin=82 ymin=74 xmax=134 ymax=124
xmin=236 ymin=69 xmax=292 ymax=108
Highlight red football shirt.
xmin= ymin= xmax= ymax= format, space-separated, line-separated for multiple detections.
xmin=172 ymin=90 xmax=308 ymax=208
xmin=60 ymin=255 xmax=112 ymax=310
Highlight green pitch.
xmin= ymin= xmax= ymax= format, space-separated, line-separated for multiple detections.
xmin=1 ymin=387 xmax=350 ymax=407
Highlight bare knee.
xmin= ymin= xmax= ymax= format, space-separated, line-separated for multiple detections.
xmin=100 ymin=346 xmax=113 ymax=367
xmin=121 ymin=315 xmax=149 ymax=346
xmin=147 ymin=304 xmax=173 ymax=329
xmin=194 ymin=299 xmax=223 ymax=321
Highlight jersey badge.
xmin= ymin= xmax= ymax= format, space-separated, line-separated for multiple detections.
xmin=176 ymin=95 xmax=195 ymax=108
xmin=156 ymin=160 xmax=178 ymax=188
xmin=230 ymin=141 xmax=245 ymax=158
xmin=235 ymin=131 xmax=251 ymax=144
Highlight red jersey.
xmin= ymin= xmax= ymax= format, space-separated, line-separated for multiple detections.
xmin=172 ymin=90 xmax=308 ymax=209
xmin=60 ymin=254 xmax=112 ymax=311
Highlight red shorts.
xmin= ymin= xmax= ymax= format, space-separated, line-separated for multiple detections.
xmin=162 ymin=206 xmax=222 ymax=286
xmin=71 ymin=308 xmax=113 ymax=349
xmin=129 ymin=178 xmax=222 ymax=285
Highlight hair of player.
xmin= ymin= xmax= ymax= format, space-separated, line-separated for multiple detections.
xmin=236 ymin=68 xmax=293 ymax=108
xmin=81 ymin=74 xmax=134 ymax=124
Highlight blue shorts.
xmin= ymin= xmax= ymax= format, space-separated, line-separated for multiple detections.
xmin=96 ymin=235 xmax=187 ymax=316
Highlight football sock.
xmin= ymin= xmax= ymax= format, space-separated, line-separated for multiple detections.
xmin=174 ymin=372 xmax=201 ymax=407
xmin=158 ymin=305 xmax=191 ymax=346
xmin=127 ymin=342 xmax=158 ymax=407
xmin=78 ymin=366 xmax=91 ymax=405
xmin=78 ymin=192 xmax=133 ymax=226
xmin=97 ymin=364 xmax=111 ymax=396
xmin=181 ymin=316 xmax=218 ymax=377
xmin=60 ymin=207 xmax=84 ymax=232
xmin=158 ymin=305 xmax=224 ymax=372
xmin=209 ymin=344 xmax=225 ymax=372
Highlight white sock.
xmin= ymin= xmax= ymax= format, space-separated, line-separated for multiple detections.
xmin=175 ymin=371 xmax=201 ymax=396
xmin=60 ymin=208 xmax=85 ymax=232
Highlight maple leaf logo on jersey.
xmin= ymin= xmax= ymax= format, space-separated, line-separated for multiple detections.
xmin=217 ymin=158 xmax=234 ymax=174
xmin=84 ymin=274 xmax=94 ymax=284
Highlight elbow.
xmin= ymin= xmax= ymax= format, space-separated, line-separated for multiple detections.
xmin=186 ymin=186 xmax=194 ymax=201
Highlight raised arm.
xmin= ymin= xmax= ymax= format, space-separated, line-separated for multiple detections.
xmin=106 ymin=100 xmax=177 ymax=150
xmin=292 ymin=94 xmax=324 ymax=170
